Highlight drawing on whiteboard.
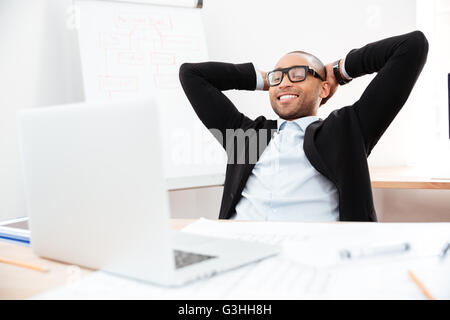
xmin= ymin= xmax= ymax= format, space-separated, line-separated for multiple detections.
xmin=117 ymin=52 xmax=145 ymax=66
xmin=88 ymin=10 xmax=204 ymax=96
xmin=149 ymin=52 xmax=176 ymax=65
xmin=115 ymin=13 xmax=173 ymax=35
xmin=77 ymin=1 xmax=225 ymax=180
xmin=98 ymin=32 xmax=131 ymax=50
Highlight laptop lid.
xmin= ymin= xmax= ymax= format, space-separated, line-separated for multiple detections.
xmin=18 ymin=99 xmax=176 ymax=282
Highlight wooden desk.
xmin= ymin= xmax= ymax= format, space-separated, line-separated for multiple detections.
xmin=0 ymin=219 xmax=194 ymax=300
xmin=370 ymin=166 xmax=450 ymax=190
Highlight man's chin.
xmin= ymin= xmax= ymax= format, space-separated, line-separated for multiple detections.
xmin=272 ymin=101 xmax=317 ymax=120
xmin=274 ymin=106 xmax=302 ymax=120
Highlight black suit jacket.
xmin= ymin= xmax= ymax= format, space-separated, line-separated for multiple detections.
xmin=179 ymin=31 xmax=428 ymax=221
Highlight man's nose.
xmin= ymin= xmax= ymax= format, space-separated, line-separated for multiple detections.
xmin=279 ymin=73 xmax=293 ymax=87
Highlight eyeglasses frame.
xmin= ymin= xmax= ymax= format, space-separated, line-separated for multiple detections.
xmin=266 ymin=65 xmax=325 ymax=87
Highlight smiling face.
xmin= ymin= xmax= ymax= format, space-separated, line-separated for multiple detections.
xmin=269 ymin=52 xmax=329 ymax=120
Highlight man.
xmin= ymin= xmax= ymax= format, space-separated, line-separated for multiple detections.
xmin=179 ymin=31 xmax=428 ymax=222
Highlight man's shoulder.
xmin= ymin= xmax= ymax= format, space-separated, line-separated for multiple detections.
xmin=320 ymin=105 xmax=360 ymax=128
xmin=307 ymin=106 xmax=365 ymax=143
xmin=311 ymin=105 xmax=367 ymax=150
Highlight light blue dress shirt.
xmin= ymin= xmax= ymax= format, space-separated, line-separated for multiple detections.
xmin=231 ymin=116 xmax=340 ymax=221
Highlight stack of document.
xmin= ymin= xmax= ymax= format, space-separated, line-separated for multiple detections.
xmin=0 ymin=217 xmax=30 ymax=246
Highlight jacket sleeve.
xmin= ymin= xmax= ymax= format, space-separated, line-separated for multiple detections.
xmin=344 ymin=30 xmax=429 ymax=155
xmin=179 ymin=61 xmax=258 ymax=147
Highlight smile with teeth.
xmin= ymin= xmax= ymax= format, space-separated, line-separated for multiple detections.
xmin=278 ymin=94 xmax=299 ymax=101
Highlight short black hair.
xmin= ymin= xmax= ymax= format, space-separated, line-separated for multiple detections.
xmin=287 ymin=50 xmax=326 ymax=79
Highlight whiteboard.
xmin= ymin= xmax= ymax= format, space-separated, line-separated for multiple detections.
xmin=75 ymin=0 xmax=226 ymax=187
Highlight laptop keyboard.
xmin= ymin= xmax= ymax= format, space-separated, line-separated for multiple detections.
xmin=173 ymin=250 xmax=217 ymax=269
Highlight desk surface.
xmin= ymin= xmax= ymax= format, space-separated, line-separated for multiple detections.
xmin=0 ymin=219 xmax=194 ymax=300
xmin=369 ymin=166 xmax=450 ymax=190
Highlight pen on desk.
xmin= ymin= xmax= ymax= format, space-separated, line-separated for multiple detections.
xmin=440 ymin=242 xmax=450 ymax=261
xmin=0 ymin=257 xmax=49 ymax=273
xmin=340 ymin=242 xmax=410 ymax=259
xmin=408 ymin=270 xmax=435 ymax=300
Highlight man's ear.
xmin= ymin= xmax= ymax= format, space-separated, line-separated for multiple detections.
xmin=320 ymin=81 xmax=331 ymax=99
xmin=319 ymin=81 xmax=331 ymax=105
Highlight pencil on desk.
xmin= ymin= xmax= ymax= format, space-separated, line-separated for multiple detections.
xmin=0 ymin=257 xmax=49 ymax=273
xmin=408 ymin=270 xmax=435 ymax=300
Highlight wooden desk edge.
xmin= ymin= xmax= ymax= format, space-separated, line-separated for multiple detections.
xmin=164 ymin=169 xmax=450 ymax=190
xmin=371 ymin=180 xmax=450 ymax=190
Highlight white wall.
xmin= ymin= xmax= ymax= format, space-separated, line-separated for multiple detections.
xmin=1 ymin=0 xmax=448 ymax=222
xmin=0 ymin=0 xmax=84 ymax=221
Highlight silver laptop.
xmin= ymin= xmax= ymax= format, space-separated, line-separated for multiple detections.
xmin=17 ymin=99 xmax=280 ymax=286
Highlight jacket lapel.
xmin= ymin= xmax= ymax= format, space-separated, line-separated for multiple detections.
xmin=235 ymin=120 xmax=277 ymax=198
xmin=303 ymin=119 xmax=337 ymax=190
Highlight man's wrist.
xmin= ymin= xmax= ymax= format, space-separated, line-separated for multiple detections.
xmin=340 ymin=58 xmax=352 ymax=81
xmin=253 ymin=64 xmax=265 ymax=90
xmin=333 ymin=59 xmax=352 ymax=85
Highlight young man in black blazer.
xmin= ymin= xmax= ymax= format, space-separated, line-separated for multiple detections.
xmin=179 ymin=31 xmax=428 ymax=222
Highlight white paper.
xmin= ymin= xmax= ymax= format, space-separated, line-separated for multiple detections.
xmin=183 ymin=218 xmax=450 ymax=267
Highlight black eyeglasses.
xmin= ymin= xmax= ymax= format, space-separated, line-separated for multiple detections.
xmin=266 ymin=65 xmax=324 ymax=87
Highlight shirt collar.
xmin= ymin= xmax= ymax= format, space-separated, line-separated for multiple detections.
xmin=277 ymin=115 xmax=321 ymax=133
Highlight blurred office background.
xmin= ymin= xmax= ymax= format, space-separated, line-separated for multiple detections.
xmin=1 ymin=0 xmax=449 ymax=222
